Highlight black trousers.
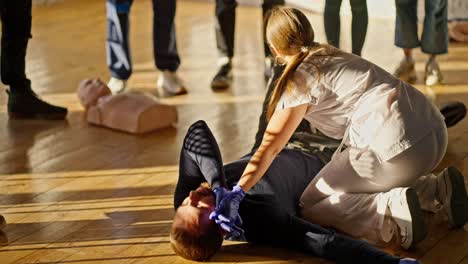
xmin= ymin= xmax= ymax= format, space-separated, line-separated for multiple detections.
xmin=174 ymin=120 xmax=400 ymax=264
xmin=0 ymin=0 xmax=31 ymax=93
xmin=215 ymin=0 xmax=285 ymax=59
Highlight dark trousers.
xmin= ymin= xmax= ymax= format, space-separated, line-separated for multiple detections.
xmin=215 ymin=0 xmax=285 ymax=59
xmin=0 ymin=0 xmax=31 ymax=93
xmin=324 ymin=0 xmax=368 ymax=56
xmin=106 ymin=0 xmax=180 ymax=80
xmin=395 ymin=0 xmax=448 ymax=54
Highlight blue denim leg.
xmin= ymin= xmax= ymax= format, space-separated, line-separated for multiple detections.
xmin=394 ymin=0 xmax=420 ymax=49
xmin=106 ymin=0 xmax=133 ymax=80
xmin=421 ymin=0 xmax=448 ymax=54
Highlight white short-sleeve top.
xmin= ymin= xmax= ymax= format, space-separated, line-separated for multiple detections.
xmin=276 ymin=47 xmax=445 ymax=161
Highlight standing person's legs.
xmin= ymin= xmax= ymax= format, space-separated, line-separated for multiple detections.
xmin=152 ymin=0 xmax=180 ymax=72
xmin=393 ymin=0 xmax=418 ymax=83
xmin=262 ymin=0 xmax=285 ymax=58
xmin=324 ymin=0 xmax=342 ymax=49
xmin=215 ymin=0 xmax=237 ymax=62
xmin=152 ymin=0 xmax=186 ymax=96
xmin=421 ymin=0 xmax=448 ymax=55
xmin=262 ymin=0 xmax=284 ymax=79
xmin=349 ymin=0 xmax=368 ymax=56
xmin=422 ymin=0 xmax=448 ymax=86
xmin=106 ymin=0 xmax=133 ymax=93
xmin=0 ymin=0 xmax=30 ymax=92
xmin=211 ymin=0 xmax=237 ymax=90
xmin=0 ymin=0 xmax=67 ymax=119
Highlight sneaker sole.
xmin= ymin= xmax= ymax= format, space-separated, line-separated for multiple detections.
xmin=8 ymin=112 xmax=67 ymax=120
xmin=443 ymin=167 xmax=468 ymax=228
xmin=156 ymin=86 xmax=188 ymax=98
xmin=403 ymin=188 xmax=427 ymax=249
xmin=211 ymin=82 xmax=230 ymax=91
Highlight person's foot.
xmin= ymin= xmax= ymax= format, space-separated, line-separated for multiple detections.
xmin=424 ymin=58 xmax=443 ymax=86
xmin=399 ymin=259 xmax=421 ymax=264
xmin=157 ymin=70 xmax=187 ymax=97
xmin=440 ymin=101 xmax=467 ymax=128
xmin=394 ymin=57 xmax=417 ymax=84
xmin=0 ymin=214 xmax=6 ymax=230
xmin=7 ymin=82 xmax=67 ymax=120
xmin=387 ymin=187 xmax=427 ymax=249
xmin=436 ymin=166 xmax=468 ymax=228
xmin=211 ymin=63 xmax=232 ymax=91
xmin=107 ymin=77 xmax=127 ymax=94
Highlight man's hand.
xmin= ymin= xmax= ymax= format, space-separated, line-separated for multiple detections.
xmin=210 ymin=185 xmax=245 ymax=238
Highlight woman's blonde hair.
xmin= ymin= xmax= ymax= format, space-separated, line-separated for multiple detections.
xmin=265 ymin=7 xmax=329 ymax=120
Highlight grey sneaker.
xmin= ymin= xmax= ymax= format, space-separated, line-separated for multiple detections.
xmin=437 ymin=166 xmax=468 ymax=228
xmin=388 ymin=188 xmax=427 ymax=249
xmin=394 ymin=58 xmax=417 ymax=84
xmin=424 ymin=58 xmax=443 ymax=86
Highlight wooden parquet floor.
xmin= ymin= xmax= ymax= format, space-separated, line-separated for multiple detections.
xmin=0 ymin=0 xmax=466 ymax=263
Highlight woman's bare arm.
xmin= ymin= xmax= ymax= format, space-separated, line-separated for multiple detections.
xmin=237 ymin=104 xmax=308 ymax=191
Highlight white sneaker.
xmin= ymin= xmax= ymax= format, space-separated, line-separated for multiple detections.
xmin=157 ymin=71 xmax=187 ymax=97
xmin=107 ymin=77 xmax=127 ymax=94
xmin=424 ymin=58 xmax=443 ymax=86
xmin=387 ymin=187 xmax=426 ymax=249
xmin=436 ymin=167 xmax=468 ymax=228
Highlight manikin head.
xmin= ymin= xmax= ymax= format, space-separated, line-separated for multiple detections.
xmin=170 ymin=184 xmax=223 ymax=261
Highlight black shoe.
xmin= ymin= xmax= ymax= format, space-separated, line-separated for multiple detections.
xmin=0 ymin=214 xmax=5 ymax=230
xmin=211 ymin=63 xmax=232 ymax=91
xmin=440 ymin=101 xmax=466 ymax=128
xmin=7 ymin=84 xmax=68 ymax=120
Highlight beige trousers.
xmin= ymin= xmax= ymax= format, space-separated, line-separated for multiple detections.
xmin=299 ymin=122 xmax=448 ymax=244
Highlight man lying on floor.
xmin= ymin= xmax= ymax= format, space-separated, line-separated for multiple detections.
xmin=170 ymin=120 xmax=418 ymax=264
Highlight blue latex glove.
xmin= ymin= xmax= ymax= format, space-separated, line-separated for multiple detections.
xmin=209 ymin=185 xmax=246 ymax=238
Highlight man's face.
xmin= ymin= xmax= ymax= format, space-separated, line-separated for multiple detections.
xmin=173 ymin=185 xmax=216 ymax=234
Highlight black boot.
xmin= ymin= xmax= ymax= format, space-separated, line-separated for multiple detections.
xmin=440 ymin=101 xmax=466 ymax=128
xmin=211 ymin=63 xmax=232 ymax=91
xmin=0 ymin=214 xmax=5 ymax=230
xmin=7 ymin=80 xmax=67 ymax=120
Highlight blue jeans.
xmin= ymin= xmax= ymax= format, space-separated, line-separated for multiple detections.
xmin=106 ymin=0 xmax=180 ymax=80
xmin=395 ymin=0 xmax=448 ymax=55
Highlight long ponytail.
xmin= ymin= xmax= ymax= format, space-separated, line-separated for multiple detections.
xmin=265 ymin=7 xmax=321 ymax=121
xmin=266 ymin=49 xmax=309 ymax=120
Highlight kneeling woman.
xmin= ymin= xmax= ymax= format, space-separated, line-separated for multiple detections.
xmin=210 ymin=7 xmax=467 ymax=250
